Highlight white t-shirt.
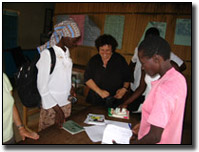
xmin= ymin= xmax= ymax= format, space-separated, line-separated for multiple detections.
xmin=36 ymin=45 xmax=72 ymax=109
xmin=130 ymin=47 xmax=146 ymax=95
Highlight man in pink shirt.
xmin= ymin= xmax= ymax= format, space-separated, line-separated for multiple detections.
xmin=132 ymin=35 xmax=187 ymax=144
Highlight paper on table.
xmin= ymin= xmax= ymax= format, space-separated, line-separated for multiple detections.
xmin=84 ymin=125 xmax=106 ymax=142
xmin=105 ymin=120 xmax=130 ymax=129
xmin=102 ymin=124 xmax=132 ymax=144
xmin=84 ymin=119 xmax=132 ymax=143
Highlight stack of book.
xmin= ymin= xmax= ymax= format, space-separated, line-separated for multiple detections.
xmin=108 ymin=108 xmax=129 ymax=119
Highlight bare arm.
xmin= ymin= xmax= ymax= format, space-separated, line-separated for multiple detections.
xmin=129 ymin=61 xmax=136 ymax=83
xmin=132 ymin=125 xmax=163 ymax=144
xmin=114 ymin=82 xmax=129 ymax=99
xmin=120 ymin=70 xmax=146 ymax=108
xmin=170 ymin=60 xmax=186 ymax=73
xmin=13 ymin=103 xmax=39 ymax=140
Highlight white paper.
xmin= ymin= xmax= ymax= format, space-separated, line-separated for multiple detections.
xmin=102 ymin=124 xmax=132 ymax=144
xmin=105 ymin=120 xmax=130 ymax=129
xmin=84 ymin=125 xmax=106 ymax=142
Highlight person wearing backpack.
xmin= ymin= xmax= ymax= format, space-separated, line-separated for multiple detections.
xmin=36 ymin=19 xmax=81 ymax=131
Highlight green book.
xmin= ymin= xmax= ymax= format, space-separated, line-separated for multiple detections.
xmin=62 ymin=120 xmax=84 ymax=135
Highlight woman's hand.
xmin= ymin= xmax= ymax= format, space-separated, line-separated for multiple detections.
xmin=19 ymin=127 xmax=39 ymax=141
xmin=114 ymin=88 xmax=127 ymax=99
xmin=53 ymin=105 xmax=65 ymax=128
xmin=98 ymin=89 xmax=110 ymax=99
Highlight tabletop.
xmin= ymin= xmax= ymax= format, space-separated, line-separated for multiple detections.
xmin=18 ymin=105 xmax=140 ymax=144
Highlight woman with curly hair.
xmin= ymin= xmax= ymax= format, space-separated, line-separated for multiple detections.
xmin=84 ymin=34 xmax=131 ymax=108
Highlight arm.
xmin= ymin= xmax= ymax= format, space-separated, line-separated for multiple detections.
xmin=114 ymin=82 xmax=129 ymax=99
xmin=52 ymin=105 xmax=65 ymax=128
xmin=13 ymin=103 xmax=39 ymax=140
xmin=129 ymin=61 xmax=136 ymax=83
xmin=70 ymin=85 xmax=76 ymax=97
xmin=115 ymin=55 xmax=132 ymax=99
xmin=131 ymin=125 xmax=163 ymax=144
xmin=86 ymin=79 xmax=110 ymax=98
xmin=84 ymin=57 xmax=110 ymax=98
xmin=170 ymin=52 xmax=186 ymax=73
xmin=120 ymin=70 xmax=146 ymax=108
xmin=170 ymin=60 xmax=186 ymax=73
xmin=179 ymin=62 xmax=186 ymax=72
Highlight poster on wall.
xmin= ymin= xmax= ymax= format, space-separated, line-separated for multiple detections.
xmin=104 ymin=15 xmax=125 ymax=49
xmin=174 ymin=19 xmax=191 ymax=46
xmin=83 ymin=15 xmax=101 ymax=47
xmin=138 ymin=21 xmax=167 ymax=45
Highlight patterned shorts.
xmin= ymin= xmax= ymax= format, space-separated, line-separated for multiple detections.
xmin=38 ymin=103 xmax=71 ymax=132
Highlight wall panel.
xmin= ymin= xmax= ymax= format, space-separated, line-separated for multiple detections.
xmin=54 ymin=2 xmax=191 ymax=76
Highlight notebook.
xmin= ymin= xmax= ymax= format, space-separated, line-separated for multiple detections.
xmin=62 ymin=120 xmax=84 ymax=135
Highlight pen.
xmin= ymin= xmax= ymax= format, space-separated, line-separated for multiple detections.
xmin=128 ymin=123 xmax=132 ymax=129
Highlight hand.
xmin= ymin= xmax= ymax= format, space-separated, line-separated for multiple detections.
xmin=118 ymin=103 xmax=128 ymax=109
xmin=53 ymin=105 xmax=65 ymax=128
xmin=131 ymin=123 xmax=140 ymax=140
xmin=118 ymin=103 xmax=128 ymax=112
xmin=19 ymin=127 xmax=39 ymax=141
xmin=70 ymin=85 xmax=77 ymax=97
xmin=112 ymin=140 xmax=119 ymax=144
xmin=114 ymin=88 xmax=127 ymax=99
xmin=98 ymin=89 xmax=110 ymax=99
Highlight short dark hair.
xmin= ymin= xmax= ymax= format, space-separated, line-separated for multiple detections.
xmin=95 ymin=34 xmax=118 ymax=52
xmin=138 ymin=35 xmax=171 ymax=60
xmin=144 ymin=27 xmax=160 ymax=39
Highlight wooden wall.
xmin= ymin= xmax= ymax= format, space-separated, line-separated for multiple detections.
xmin=54 ymin=2 xmax=191 ymax=74
xmin=54 ymin=3 xmax=192 ymax=124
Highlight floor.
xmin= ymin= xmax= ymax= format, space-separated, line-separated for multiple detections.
xmin=12 ymin=89 xmax=192 ymax=144
xmin=13 ymin=89 xmax=89 ymax=142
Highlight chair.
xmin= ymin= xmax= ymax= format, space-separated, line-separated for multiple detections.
xmin=22 ymin=106 xmax=40 ymax=130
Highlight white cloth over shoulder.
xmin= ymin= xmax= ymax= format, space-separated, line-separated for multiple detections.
xmin=36 ymin=45 xmax=72 ymax=109
xmin=130 ymin=47 xmax=146 ymax=95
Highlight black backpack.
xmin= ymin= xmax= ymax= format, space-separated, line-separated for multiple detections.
xmin=14 ymin=48 xmax=56 ymax=108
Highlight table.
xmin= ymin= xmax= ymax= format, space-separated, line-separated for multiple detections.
xmin=18 ymin=105 xmax=140 ymax=144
